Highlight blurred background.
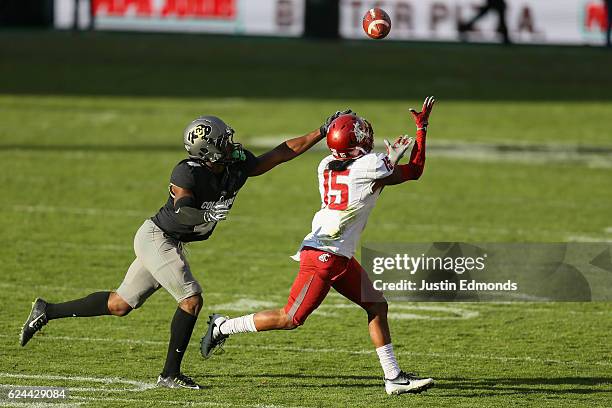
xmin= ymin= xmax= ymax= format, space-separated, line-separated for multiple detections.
xmin=2 ymin=0 xmax=612 ymax=45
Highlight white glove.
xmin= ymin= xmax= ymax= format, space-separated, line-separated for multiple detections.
xmin=384 ymin=135 xmax=415 ymax=166
xmin=203 ymin=203 xmax=230 ymax=223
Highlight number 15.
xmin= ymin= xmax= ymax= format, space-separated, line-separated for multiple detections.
xmin=323 ymin=169 xmax=350 ymax=210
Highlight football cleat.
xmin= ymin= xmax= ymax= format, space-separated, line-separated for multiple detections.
xmin=384 ymin=371 xmax=435 ymax=395
xmin=200 ymin=314 xmax=228 ymax=359
xmin=156 ymin=373 xmax=203 ymax=390
xmin=20 ymin=298 xmax=49 ymax=347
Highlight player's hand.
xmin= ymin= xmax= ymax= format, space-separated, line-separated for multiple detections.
xmin=409 ymin=96 xmax=435 ymax=130
xmin=203 ymin=203 xmax=230 ymax=223
xmin=384 ymin=135 xmax=415 ymax=166
xmin=320 ymin=109 xmax=353 ymax=137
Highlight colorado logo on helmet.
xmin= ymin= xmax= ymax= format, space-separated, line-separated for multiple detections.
xmin=188 ymin=124 xmax=212 ymax=143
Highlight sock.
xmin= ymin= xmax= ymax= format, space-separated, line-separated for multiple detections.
xmin=162 ymin=307 xmax=198 ymax=377
xmin=46 ymin=292 xmax=111 ymax=320
xmin=376 ymin=343 xmax=401 ymax=379
xmin=218 ymin=314 xmax=257 ymax=336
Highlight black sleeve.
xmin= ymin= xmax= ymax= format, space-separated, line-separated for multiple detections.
xmin=242 ymin=149 xmax=258 ymax=174
xmin=170 ymin=162 xmax=196 ymax=190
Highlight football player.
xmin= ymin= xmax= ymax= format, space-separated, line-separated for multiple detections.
xmin=201 ymin=97 xmax=436 ymax=395
xmin=19 ymin=113 xmax=346 ymax=389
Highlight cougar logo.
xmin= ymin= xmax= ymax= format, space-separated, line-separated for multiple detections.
xmin=318 ymin=253 xmax=331 ymax=263
xmin=188 ymin=124 xmax=212 ymax=143
xmin=353 ymin=120 xmax=369 ymax=142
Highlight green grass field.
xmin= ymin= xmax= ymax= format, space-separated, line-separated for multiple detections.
xmin=0 ymin=31 xmax=611 ymax=407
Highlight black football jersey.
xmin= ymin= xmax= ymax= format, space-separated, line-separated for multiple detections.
xmin=151 ymin=150 xmax=258 ymax=242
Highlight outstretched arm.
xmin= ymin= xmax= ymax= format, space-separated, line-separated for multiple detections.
xmin=248 ymin=109 xmax=353 ymax=177
xmin=374 ymin=96 xmax=435 ymax=190
xmin=248 ymin=128 xmax=324 ymax=177
xmin=376 ymin=130 xmax=426 ymax=187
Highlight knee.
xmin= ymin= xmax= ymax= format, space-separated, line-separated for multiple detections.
xmin=179 ymin=294 xmax=203 ymax=316
xmin=108 ymin=293 xmax=133 ymax=317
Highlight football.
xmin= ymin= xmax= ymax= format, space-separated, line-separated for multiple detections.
xmin=362 ymin=8 xmax=392 ymax=39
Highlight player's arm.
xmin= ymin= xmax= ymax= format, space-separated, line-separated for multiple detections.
xmin=373 ymin=96 xmax=435 ymax=190
xmin=248 ymin=109 xmax=353 ymax=177
xmin=248 ymin=128 xmax=323 ymax=177
xmin=375 ymin=130 xmax=426 ymax=187
xmin=171 ymin=185 xmax=229 ymax=226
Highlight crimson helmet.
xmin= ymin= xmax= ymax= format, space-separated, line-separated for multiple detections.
xmin=326 ymin=114 xmax=374 ymax=160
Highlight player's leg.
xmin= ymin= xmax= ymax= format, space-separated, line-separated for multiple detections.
xmin=330 ymin=258 xmax=396 ymax=370
xmin=461 ymin=0 xmax=497 ymax=33
xmin=20 ymin=292 xmax=112 ymax=347
xmin=200 ymin=248 xmax=340 ymax=358
xmin=493 ymin=0 xmax=510 ymax=44
xmin=19 ymin=255 xmax=157 ymax=347
xmin=331 ymin=258 xmax=434 ymax=395
xmin=135 ymin=220 xmax=203 ymax=389
xmin=255 ymin=268 xmax=333 ymax=331
xmin=159 ymin=293 xmax=202 ymax=385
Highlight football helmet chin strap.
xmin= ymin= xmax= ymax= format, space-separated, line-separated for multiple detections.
xmin=332 ymin=145 xmax=370 ymax=161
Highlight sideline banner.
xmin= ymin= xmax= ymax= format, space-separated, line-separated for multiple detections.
xmin=340 ymin=0 xmax=610 ymax=45
xmin=54 ymin=0 xmax=305 ymax=36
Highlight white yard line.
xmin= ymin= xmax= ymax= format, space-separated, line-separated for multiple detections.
xmin=0 ymin=375 xmax=301 ymax=408
xmin=566 ymin=235 xmax=612 ymax=243
xmin=0 ymin=402 xmax=82 ymax=408
xmin=70 ymin=396 xmax=301 ymax=408
xmin=25 ymin=241 xmax=130 ymax=252
xmin=249 ymin=138 xmax=612 ymax=169
xmin=9 ymin=205 xmax=255 ymax=224
xmin=10 ymin=204 xmax=611 ymax=241
xmin=4 ymin=138 xmax=611 ymax=168
xmin=1 ymin=335 xmax=608 ymax=368
xmin=0 ymin=282 xmax=273 ymax=301
xmin=0 ymin=373 xmax=154 ymax=392
xmin=12 ymin=205 xmax=146 ymax=218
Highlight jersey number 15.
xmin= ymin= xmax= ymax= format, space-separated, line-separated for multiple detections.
xmin=323 ymin=169 xmax=350 ymax=211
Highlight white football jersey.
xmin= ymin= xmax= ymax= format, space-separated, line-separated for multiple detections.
xmin=297 ymin=152 xmax=394 ymax=259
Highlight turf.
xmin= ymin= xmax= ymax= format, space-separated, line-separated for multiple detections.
xmin=0 ymin=31 xmax=611 ymax=407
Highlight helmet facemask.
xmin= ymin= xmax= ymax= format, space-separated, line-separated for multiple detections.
xmin=215 ymin=126 xmax=246 ymax=164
